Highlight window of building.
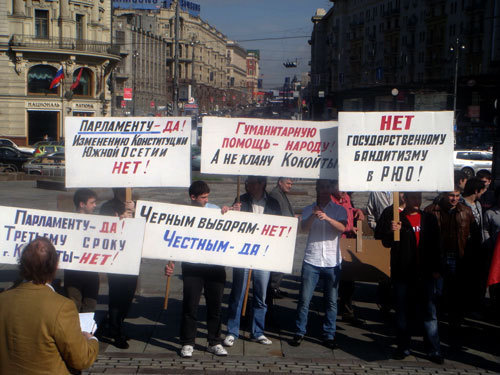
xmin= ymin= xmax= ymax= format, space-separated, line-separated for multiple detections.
xmin=76 ymin=14 xmax=84 ymax=40
xmin=72 ymin=68 xmax=93 ymax=97
xmin=35 ymin=9 xmax=49 ymax=39
xmin=28 ymin=65 xmax=58 ymax=94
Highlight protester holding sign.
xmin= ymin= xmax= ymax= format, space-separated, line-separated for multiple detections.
xmin=0 ymin=237 xmax=99 ymax=374
xmin=224 ymin=176 xmax=282 ymax=347
xmin=268 ymin=177 xmax=296 ymax=299
xmin=96 ymin=196 xmax=136 ymax=349
xmin=64 ymin=188 xmax=99 ymax=313
xmin=379 ymin=192 xmax=443 ymax=364
xmin=178 ymin=181 xmax=229 ymax=358
xmin=290 ymin=179 xmax=347 ymax=349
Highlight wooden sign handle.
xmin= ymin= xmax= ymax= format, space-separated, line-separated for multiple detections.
xmin=163 ymin=261 xmax=174 ymax=310
xmin=356 ymin=219 xmax=363 ymax=253
xmin=393 ymin=192 xmax=400 ymax=242
xmin=241 ymin=269 xmax=252 ymax=317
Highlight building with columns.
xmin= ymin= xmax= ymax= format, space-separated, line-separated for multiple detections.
xmin=0 ymin=0 xmax=120 ymax=145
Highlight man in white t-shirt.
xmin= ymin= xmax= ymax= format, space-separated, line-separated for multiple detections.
xmin=290 ymin=179 xmax=347 ymax=349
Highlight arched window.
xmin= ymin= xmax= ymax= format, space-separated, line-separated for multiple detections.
xmin=72 ymin=68 xmax=93 ymax=97
xmin=27 ymin=65 xmax=58 ymax=94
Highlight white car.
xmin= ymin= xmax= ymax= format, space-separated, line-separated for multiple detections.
xmin=453 ymin=150 xmax=492 ymax=178
xmin=0 ymin=138 xmax=35 ymax=154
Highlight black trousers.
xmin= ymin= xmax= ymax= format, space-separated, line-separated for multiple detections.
xmin=107 ymin=274 xmax=138 ymax=338
xmin=64 ymin=270 xmax=99 ymax=313
xmin=180 ymin=263 xmax=226 ymax=346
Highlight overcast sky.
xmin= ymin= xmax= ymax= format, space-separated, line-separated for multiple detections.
xmin=196 ymin=0 xmax=333 ymax=89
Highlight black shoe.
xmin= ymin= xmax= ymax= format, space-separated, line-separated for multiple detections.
xmin=289 ymin=335 xmax=303 ymax=347
xmin=343 ymin=314 xmax=364 ymax=327
xmin=271 ymin=288 xmax=289 ymax=299
xmin=428 ymin=353 xmax=444 ymax=365
xmin=113 ymin=336 xmax=129 ymax=349
xmin=393 ymin=348 xmax=410 ymax=360
xmin=322 ymin=339 xmax=336 ymax=350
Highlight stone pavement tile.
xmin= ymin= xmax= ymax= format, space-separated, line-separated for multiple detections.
xmin=242 ymin=337 xmax=283 ymax=357
xmin=101 ymin=368 xmax=138 ymax=373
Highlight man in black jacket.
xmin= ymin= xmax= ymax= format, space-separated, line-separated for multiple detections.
xmin=223 ymin=176 xmax=282 ymax=348
xmin=376 ymin=192 xmax=443 ymax=364
xmin=268 ymin=177 xmax=296 ymax=298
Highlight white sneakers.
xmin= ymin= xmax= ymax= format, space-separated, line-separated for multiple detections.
xmin=207 ymin=344 xmax=228 ymax=356
xmin=223 ymin=334 xmax=235 ymax=347
xmin=223 ymin=334 xmax=272 ymax=346
xmin=254 ymin=335 xmax=272 ymax=345
xmin=180 ymin=345 xmax=193 ymax=358
xmin=181 ymin=343 xmax=228 ymax=357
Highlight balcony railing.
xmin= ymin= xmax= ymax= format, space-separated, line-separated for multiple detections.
xmin=10 ymin=35 xmax=120 ymax=56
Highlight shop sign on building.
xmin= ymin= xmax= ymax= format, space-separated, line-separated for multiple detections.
xmin=26 ymin=101 xmax=61 ymax=110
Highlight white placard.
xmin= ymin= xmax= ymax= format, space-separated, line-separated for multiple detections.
xmin=338 ymin=112 xmax=454 ymax=192
xmin=0 ymin=206 xmax=145 ymax=275
xmin=137 ymin=200 xmax=298 ymax=273
xmin=65 ymin=116 xmax=191 ymax=188
xmin=201 ymin=117 xmax=338 ymax=179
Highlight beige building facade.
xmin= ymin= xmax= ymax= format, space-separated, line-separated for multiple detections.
xmin=113 ymin=4 xmax=233 ymax=114
xmin=0 ymin=0 xmax=120 ymax=145
xmin=226 ymin=40 xmax=248 ymax=108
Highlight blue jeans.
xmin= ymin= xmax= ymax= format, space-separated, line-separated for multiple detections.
xmin=226 ymin=268 xmax=270 ymax=339
xmin=295 ymin=262 xmax=341 ymax=340
xmin=394 ymin=278 xmax=441 ymax=355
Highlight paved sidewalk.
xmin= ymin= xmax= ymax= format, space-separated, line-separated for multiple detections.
xmin=0 ymin=180 xmax=499 ymax=374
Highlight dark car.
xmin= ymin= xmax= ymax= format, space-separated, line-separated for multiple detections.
xmin=0 ymin=146 xmax=33 ymax=172
xmin=23 ymin=152 xmax=65 ymax=176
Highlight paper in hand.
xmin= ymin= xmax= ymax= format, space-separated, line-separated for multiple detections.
xmin=79 ymin=312 xmax=97 ymax=334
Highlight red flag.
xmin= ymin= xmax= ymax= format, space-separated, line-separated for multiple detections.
xmin=70 ymin=68 xmax=83 ymax=90
xmin=487 ymin=234 xmax=500 ymax=286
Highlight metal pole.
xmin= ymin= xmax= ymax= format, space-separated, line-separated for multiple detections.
xmin=132 ymin=53 xmax=136 ymax=116
xmin=173 ymin=0 xmax=180 ymax=115
xmin=453 ymin=41 xmax=459 ymax=123
xmin=110 ymin=4 xmax=114 ymax=116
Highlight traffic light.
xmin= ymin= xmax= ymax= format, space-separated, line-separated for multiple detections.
xmin=283 ymin=60 xmax=298 ymax=68
xmin=167 ymin=102 xmax=173 ymax=115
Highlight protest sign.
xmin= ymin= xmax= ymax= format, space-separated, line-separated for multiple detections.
xmin=137 ymin=200 xmax=298 ymax=273
xmin=65 ymin=116 xmax=191 ymax=188
xmin=0 ymin=206 xmax=145 ymax=275
xmin=338 ymin=111 xmax=454 ymax=191
xmin=201 ymin=117 xmax=338 ymax=179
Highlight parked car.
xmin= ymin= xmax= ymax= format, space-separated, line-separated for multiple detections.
xmin=0 ymin=138 xmax=35 ymax=154
xmin=191 ymin=145 xmax=201 ymax=171
xmin=0 ymin=146 xmax=33 ymax=172
xmin=33 ymin=144 xmax=65 ymax=157
xmin=453 ymin=150 xmax=492 ymax=178
xmin=23 ymin=152 xmax=65 ymax=176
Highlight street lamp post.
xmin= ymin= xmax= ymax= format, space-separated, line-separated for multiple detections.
xmin=450 ymin=37 xmax=465 ymax=137
xmin=132 ymin=51 xmax=139 ymax=116
xmin=190 ymin=36 xmax=199 ymax=103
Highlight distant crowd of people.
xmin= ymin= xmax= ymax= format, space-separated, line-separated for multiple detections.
xmin=1 ymin=171 xmax=499 ymax=373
